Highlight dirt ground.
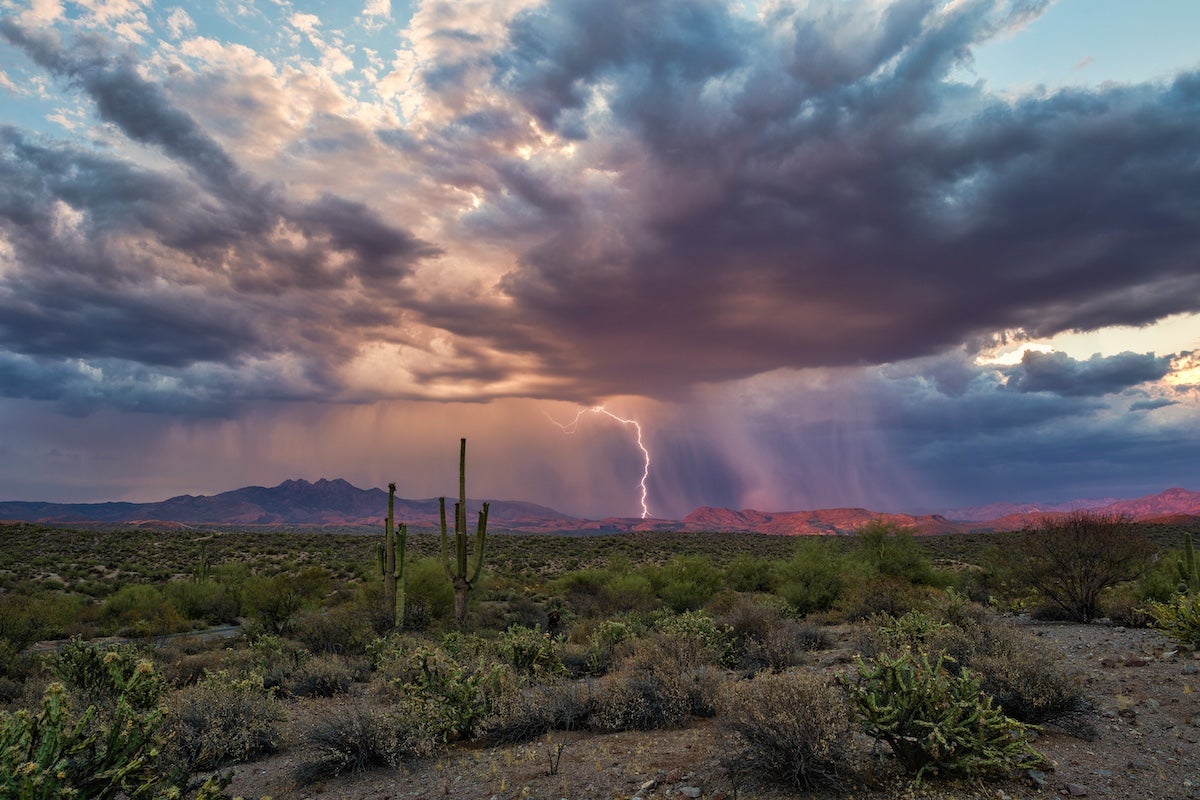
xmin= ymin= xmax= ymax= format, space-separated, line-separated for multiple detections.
xmin=225 ymin=621 xmax=1200 ymax=800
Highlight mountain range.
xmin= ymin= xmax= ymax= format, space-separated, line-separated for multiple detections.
xmin=2 ymin=480 xmax=1199 ymax=535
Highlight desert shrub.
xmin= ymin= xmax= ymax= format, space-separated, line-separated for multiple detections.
xmin=376 ymin=642 xmax=518 ymax=742
xmin=856 ymin=520 xmax=948 ymax=587
xmin=592 ymin=657 xmax=691 ymax=732
xmin=652 ymin=555 xmax=723 ymax=612
xmin=291 ymin=605 xmax=375 ymax=655
xmin=718 ymin=595 xmax=818 ymax=670
xmin=838 ymin=575 xmax=938 ymax=621
xmin=100 ymin=583 xmax=188 ymax=637
xmin=1009 ymin=512 xmax=1152 ymax=622
xmin=482 ymin=679 xmax=597 ymax=744
xmin=404 ymin=557 xmax=457 ymax=627
xmin=1146 ymin=591 xmax=1200 ymax=648
xmin=0 ymin=591 xmax=88 ymax=653
xmin=725 ymin=554 xmax=776 ymax=593
xmin=647 ymin=609 xmax=735 ymax=668
xmin=220 ymin=633 xmax=309 ymax=692
xmin=720 ymin=669 xmax=854 ymax=790
xmin=841 ymin=649 xmax=1045 ymax=782
xmin=284 ymin=653 xmax=363 ymax=697
xmin=246 ymin=566 xmax=332 ymax=635
xmin=293 ymin=702 xmax=434 ymax=785
xmin=164 ymin=579 xmax=239 ymax=626
xmin=501 ymin=624 xmax=565 ymax=677
xmin=593 ymin=630 xmax=727 ymax=731
xmin=861 ymin=609 xmax=1090 ymax=733
xmin=0 ymin=663 xmax=226 ymax=800
xmin=774 ymin=539 xmax=849 ymax=615
xmin=166 ymin=669 xmax=282 ymax=771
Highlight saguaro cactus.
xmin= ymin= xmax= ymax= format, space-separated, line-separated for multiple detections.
xmin=440 ymin=438 xmax=489 ymax=629
xmin=379 ymin=482 xmax=408 ymax=629
xmin=1178 ymin=532 xmax=1198 ymax=595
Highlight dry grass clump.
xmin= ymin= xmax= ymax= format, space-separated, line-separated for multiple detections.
xmin=719 ymin=668 xmax=854 ymax=790
xmin=293 ymin=702 xmax=433 ymax=785
xmin=591 ymin=635 xmax=727 ymax=732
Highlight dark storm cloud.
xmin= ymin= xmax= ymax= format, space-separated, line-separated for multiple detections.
xmin=1130 ymin=398 xmax=1177 ymax=412
xmin=865 ymin=351 xmax=1200 ymax=507
xmin=0 ymin=23 xmax=436 ymax=413
xmin=451 ymin=0 xmax=1200 ymax=398
xmin=1005 ymin=350 xmax=1174 ymax=397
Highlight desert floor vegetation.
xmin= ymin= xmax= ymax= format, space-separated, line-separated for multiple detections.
xmin=0 ymin=516 xmax=1196 ymax=798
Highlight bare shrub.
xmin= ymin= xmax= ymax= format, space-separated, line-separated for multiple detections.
xmin=166 ymin=671 xmax=282 ymax=771
xmin=1010 ymin=512 xmax=1152 ymax=622
xmin=293 ymin=702 xmax=433 ymax=785
xmin=719 ymin=669 xmax=854 ymax=790
xmin=283 ymin=653 xmax=363 ymax=698
xmin=481 ymin=679 xmax=596 ymax=744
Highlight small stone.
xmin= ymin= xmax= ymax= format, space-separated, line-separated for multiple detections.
xmin=1144 ymin=698 xmax=1161 ymax=712
xmin=680 ymin=788 xmax=702 ymax=799
xmin=639 ymin=779 xmax=657 ymax=792
xmin=1065 ymin=783 xmax=1088 ymax=796
xmin=1027 ymin=769 xmax=1047 ymax=788
xmin=1182 ymin=664 xmax=1198 ymax=675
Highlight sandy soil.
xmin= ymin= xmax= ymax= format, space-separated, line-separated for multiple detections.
xmin=225 ymin=621 xmax=1200 ymax=800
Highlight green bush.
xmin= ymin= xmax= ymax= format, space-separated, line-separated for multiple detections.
xmin=651 ymin=555 xmax=722 ymax=612
xmin=100 ymin=584 xmax=188 ymax=637
xmin=774 ymin=539 xmax=848 ymax=615
xmin=725 ymin=555 xmax=776 ymax=593
xmin=720 ymin=669 xmax=854 ymax=790
xmin=1146 ymin=592 xmax=1200 ymax=648
xmin=841 ymin=649 xmax=1045 ymax=782
xmin=163 ymin=579 xmax=239 ymax=626
xmin=856 ymin=521 xmax=947 ymax=587
xmin=0 ymin=592 xmax=89 ymax=653
xmin=404 ymin=557 xmax=457 ymax=627
xmin=241 ymin=566 xmax=332 ymax=635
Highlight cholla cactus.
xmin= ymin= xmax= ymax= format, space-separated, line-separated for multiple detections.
xmin=439 ymin=438 xmax=489 ymax=630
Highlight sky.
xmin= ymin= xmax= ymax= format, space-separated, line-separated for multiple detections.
xmin=0 ymin=0 xmax=1198 ymax=519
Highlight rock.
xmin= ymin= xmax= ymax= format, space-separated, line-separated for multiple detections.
xmin=1064 ymin=783 xmax=1088 ymax=796
xmin=639 ymin=780 xmax=657 ymax=793
xmin=1144 ymin=698 xmax=1161 ymax=712
xmin=680 ymin=788 xmax=702 ymax=799
xmin=1027 ymin=769 xmax=1048 ymax=788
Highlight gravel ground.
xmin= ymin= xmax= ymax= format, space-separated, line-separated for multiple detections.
xmin=224 ymin=621 xmax=1200 ymax=800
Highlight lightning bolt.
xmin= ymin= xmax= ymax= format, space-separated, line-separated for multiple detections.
xmin=548 ymin=406 xmax=652 ymax=519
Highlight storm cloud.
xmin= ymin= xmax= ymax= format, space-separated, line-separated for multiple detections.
xmin=0 ymin=0 xmax=1197 ymax=513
